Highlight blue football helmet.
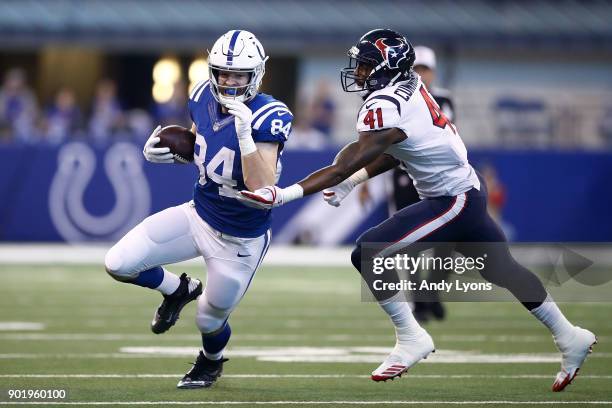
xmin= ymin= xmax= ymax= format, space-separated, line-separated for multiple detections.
xmin=341 ymin=28 xmax=415 ymax=93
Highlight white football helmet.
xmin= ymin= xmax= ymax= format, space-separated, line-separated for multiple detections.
xmin=208 ymin=30 xmax=268 ymax=104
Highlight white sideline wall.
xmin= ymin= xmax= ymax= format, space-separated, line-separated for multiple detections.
xmin=0 ymin=244 xmax=352 ymax=267
xmin=0 ymin=244 xmax=611 ymax=267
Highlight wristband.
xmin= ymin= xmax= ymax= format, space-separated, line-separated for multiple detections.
xmin=238 ymin=137 xmax=258 ymax=156
xmin=348 ymin=168 xmax=370 ymax=186
xmin=282 ymin=184 xmax=304 ymax=203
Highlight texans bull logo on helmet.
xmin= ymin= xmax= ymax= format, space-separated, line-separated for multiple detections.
xmin=340 ymin=29 xmax=415 ymax=93
xmin=374 ymin=38 xmax=409 ymax=70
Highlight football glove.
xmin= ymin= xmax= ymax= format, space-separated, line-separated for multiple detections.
xmin=323 ymin=180 xmax=356 ymax=207
xmin=143 ymin=125 xmax=174 ymax=164
xmin=322 ymin=168 xmax=370 ymax=207
xmin=224 ymin=100 xmax=257 ymax=156
xmin=237 ymin=184 xmax=303 ymax=210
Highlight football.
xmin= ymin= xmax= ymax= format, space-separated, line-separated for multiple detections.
xmin=157 ymin=125 xmax=196 ymax=164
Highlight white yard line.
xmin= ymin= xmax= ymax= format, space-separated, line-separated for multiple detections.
xmin=0 ymin=334 xmax=199 ymax=341
xmin=117 ymin=346 xmax=612 ymax=364
xmin=0 ymin=245 xmax=353 ymax=267
xmin=0 ymin=322 xmax=44 ymax=331
xmin=0 ymin=354 xmax=170 ymax=359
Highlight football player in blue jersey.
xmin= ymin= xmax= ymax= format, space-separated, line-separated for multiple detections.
xmin=104 ymin=30 xmax=292 ymax=389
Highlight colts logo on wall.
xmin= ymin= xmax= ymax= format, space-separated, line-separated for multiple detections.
xmin=49 ymin=142 xmax=151 ymax=242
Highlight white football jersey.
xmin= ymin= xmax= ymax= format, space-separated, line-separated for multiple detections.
xmin=356 ymin=74 xmax=480 ymax=198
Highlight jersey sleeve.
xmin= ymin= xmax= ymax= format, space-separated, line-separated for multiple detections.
xmin=251 ymin=102 xmax=293 ymax=146
xmin=356 ymin=95 xmax=402 ymax=133
xmin=187 ymin=80 xmax=209 ymax=123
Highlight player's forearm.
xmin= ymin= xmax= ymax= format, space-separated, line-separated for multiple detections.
xmin=297 ymin=146 xmax=383 ymax=196
xmin=242 ymin=152 xmax=276 ymax=191
xmin=296 ymin=164 xmax=353 ymax=195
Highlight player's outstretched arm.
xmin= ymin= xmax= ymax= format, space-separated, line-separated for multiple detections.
xmin=298 ymin=128 xmax=403 ymax=194
xmin=237 ymin=128 xmax=405 ymax=209
xmin=323 ymin=153 xmax=399 ymax=207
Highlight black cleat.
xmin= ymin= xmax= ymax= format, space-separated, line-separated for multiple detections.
xmin=177 ymin=351 xmax=228 ymax=389
xmin=151 ymin=273 xmax=202 ymax=334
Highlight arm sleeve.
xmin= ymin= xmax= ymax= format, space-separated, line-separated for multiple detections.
xmin=356 ymin=96 xmax=402 ymax=133
xmin=187 ymin=100 xmax=195 ymax=123
xmin=187 ymin=80 xmax=209 ymax=123
xmin=252 ymin=109 xmax=293 ymax=147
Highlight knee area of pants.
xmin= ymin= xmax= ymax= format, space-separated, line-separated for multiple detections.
xmin=204 ymin=278 xmax=242 ymax=310
xmin=104 ymin=247 xmax=122 ymax=275
xmin=195 ymin=312 xmax=227 ymax=334
xmin=104 ymin=247 xmax=133 ymax=280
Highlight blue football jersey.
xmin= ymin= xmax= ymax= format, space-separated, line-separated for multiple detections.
xmin=187 ymin=80 xmax=293 ymax=238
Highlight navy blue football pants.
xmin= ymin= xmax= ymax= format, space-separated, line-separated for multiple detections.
xmin=351 ymin=176 xmax=547 ymax=310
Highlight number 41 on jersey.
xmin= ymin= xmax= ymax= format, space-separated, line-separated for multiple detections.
xmin=363 ymin=107 xmax=384 ymax=130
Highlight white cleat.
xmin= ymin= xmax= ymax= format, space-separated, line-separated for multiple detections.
xmin=371 ymin=329 xmax=435 ymax=382
xmin=552 ymin=326 xmax=597 ymax=392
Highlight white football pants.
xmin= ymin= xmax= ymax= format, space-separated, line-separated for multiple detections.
xmin=104 ymin=201 xmax=270 ymax=334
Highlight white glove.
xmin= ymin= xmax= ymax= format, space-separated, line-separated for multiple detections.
xmin=224 ymin=100 xmax=257 ymax=156
xmin=323 ymin=180 xmax=357 ymax=207
xmin=143 ymin=125 xmax=174 ymax=164
xmin=322 ymin=168 xmax=370 ymax=207
xmin=237 ymin=184 xmax=304 ymax=210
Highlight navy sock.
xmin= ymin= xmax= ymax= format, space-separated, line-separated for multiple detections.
xmin=202 ymin=322 xmax=231 ymax=359
xmin=131 ymin=266 xmax=164 ymax=289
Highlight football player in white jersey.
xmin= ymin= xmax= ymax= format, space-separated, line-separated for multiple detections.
xmin=238 ymin=29 xmax=596 ymax=392
xmin=104 ymin=30 xmax=292 ymax=389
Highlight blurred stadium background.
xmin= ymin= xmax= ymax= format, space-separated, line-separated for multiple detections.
xmin=1 ymin=0 xmax=611 ymax=405
xmin=1 ymin=0 xmax=611 ymax=243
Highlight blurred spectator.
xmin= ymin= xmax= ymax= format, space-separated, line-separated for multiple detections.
xmin=286 ymin=106 xmax=329 ymax=150
xmin=309 ymin=79 xmax=336 ymax=139
xmin=125 ymin=108 xmax=154 ymax=142
xmin=288 ymin=80 xmax=336 ymax=150
xmin=89 ymin=79 xmax=125 ymax=144
xmin=42 ymin=87 xmax=83 ymax=144
xmin=153 ymin=81 xmax=190 ymax=128
xmin=0 ymin=68 xmax=38 ymax=143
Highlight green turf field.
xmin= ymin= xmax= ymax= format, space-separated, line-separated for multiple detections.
xmin=0 ymin=264 xmax=610 ymax=407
